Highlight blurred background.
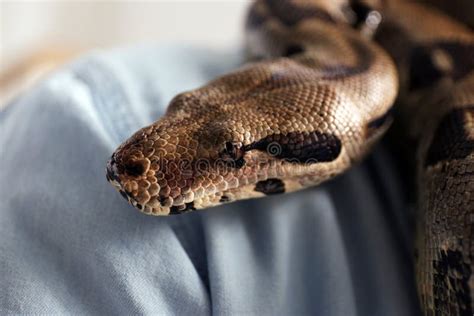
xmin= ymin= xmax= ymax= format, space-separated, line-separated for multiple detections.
xmin=0 ymin=0 xmax=250 ymax=107
xmin=1 ymin=0 xmax=472 ymax=108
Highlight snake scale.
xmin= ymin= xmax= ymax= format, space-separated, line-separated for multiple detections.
xmin=106 ymin=0 xmax=474 ymax=314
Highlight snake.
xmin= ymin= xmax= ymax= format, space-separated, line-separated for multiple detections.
xmin=105 ymin=0 xmax=474 ymax=314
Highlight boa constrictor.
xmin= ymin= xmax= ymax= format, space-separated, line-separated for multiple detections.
xmin=106 ymin=0 xmax=473 ymax=314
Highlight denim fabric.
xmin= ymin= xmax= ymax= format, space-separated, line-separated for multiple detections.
xmin=0 ymin=44 xmax=420 ymax=315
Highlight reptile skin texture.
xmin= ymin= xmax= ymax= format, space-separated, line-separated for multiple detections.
xmin=106 ymin=0 xmax=473 ymax=314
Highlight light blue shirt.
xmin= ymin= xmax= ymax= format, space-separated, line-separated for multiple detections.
xmin=0 ymin=44 xmax=420 ymax=315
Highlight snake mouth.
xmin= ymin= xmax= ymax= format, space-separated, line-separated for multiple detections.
xmin=107 ymin=179 xmax=197 ymax=215
xmin=106 ymin=167 xmax=151 ymax=212
xmin=106 ymin=155 xmax=119 ymax=183
xmin=106 ymin=155 xmax=143 ymax=210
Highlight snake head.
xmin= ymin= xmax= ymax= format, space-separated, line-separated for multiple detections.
xmin=105 ymin=115 xmax=268 ymax=215
xmin=106 ymin=98 xmax=344 ymax=216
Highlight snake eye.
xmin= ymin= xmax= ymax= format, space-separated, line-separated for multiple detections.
xmin=221 ymin=141 xmax=239 ymax=158
xmin=225 ymin=141 xmax=235 ymax=155
xmin=220 ymin=141 xmax=246 ymax=168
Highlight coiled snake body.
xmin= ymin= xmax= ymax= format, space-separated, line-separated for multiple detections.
xmin=106 ymin=0 xmax=474 ymax=314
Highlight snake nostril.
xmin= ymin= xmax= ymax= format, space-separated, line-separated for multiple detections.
xmin=124 ymin=160 xmax=146 ymax=177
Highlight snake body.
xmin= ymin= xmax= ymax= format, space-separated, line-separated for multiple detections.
xmin=106 ymin=0 xmax=474 ymax=314
xmin=374 ymin=2 xmax=474 ymax=314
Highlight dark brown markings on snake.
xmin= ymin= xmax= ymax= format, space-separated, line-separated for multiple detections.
xmin=247 ymin=4 xmax=267 ymax=28
xmin=255 ymin=178 xmax=285 ymax=195
xmin=409 ymin=42 xmax=474 ymax=90
xmin=409 ymin=45 xmax=443 ymax=90
xmin=438 ymin=42 xmax=474 ymax=80
xmin=366 ymin=107 xmax=394 ymax=137
xmin=219 ymin=195 xmax=230 ymax=203
xmin=170 ymin=202 xmax=196 ymax=215
xmin=244 ymin=131 xmax=341 ymax=163
xmin=320 ymin=37 xmax=374 ymax=79
xmin=432 ymin=247 xmax=472 ymax=315
xmin=348 ymin=1 xmax=375 ymax=28
xmin=233 ymin=157 xmax=246 ymax=169
xmin=264 ymin=0 xmax=335 ymax=27
xmin=221 ymin=38 xmax=373 ymax=104
xmin=425 ymin=107 xmax=474 ymax=167
xmin=374 ymin=20 xmax=415 ymax=66
xmin=283 ymin=44 xmax=305 ymax=57
xmin=119 ymin=190 xmax=129 ymax=201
